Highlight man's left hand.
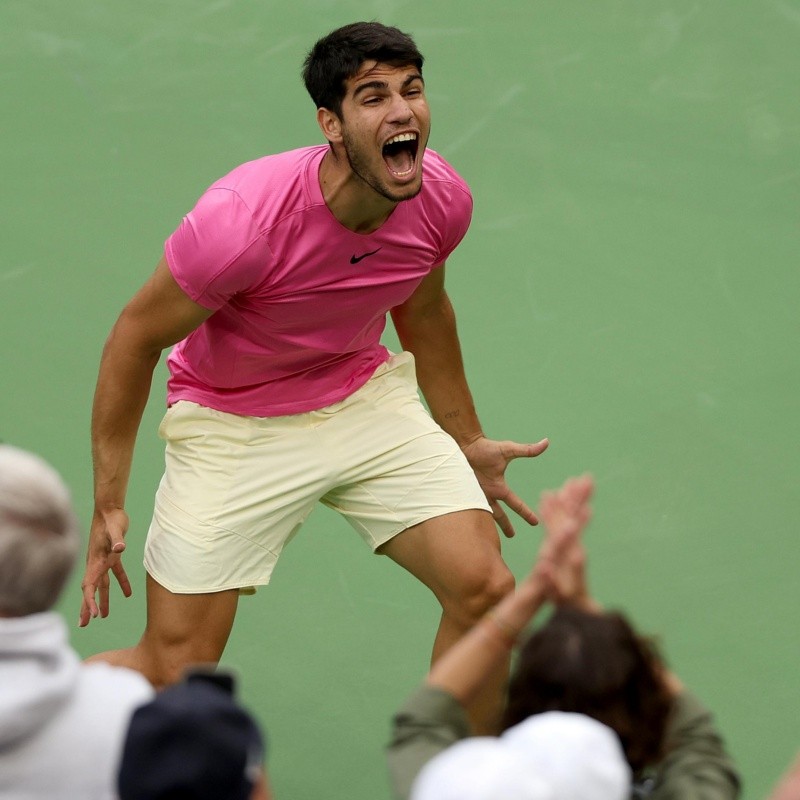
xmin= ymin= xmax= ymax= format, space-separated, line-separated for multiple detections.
xmin=461 ymin=436 xmax=549 ymax=538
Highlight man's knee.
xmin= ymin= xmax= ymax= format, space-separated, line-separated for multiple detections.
xmin=440 ymin=561 xmax=515 ymax=628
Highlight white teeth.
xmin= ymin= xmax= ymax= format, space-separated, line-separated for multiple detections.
xmin=385 ymin=132 xmax=417 ymax=146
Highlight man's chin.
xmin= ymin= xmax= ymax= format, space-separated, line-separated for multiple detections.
xmin=382 ymin=178 xmax=423 ymax=203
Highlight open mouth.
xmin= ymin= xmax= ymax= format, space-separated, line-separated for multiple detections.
xmin=382 ymin=132 xmax=419 ymax=178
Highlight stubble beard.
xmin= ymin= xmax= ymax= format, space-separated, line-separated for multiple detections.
xmin=341 ymin=129 xmax=423 ymax=204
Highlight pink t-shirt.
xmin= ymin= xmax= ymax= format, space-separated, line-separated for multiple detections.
xmin=164 ymin=145 xmax=472 ymax=416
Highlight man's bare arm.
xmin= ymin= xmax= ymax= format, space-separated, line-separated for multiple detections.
xmin=391 ymin=267 xmax=548 ymax=537
xmin=390 ymin=265 xmax=481 ymax=445
xmin=80 ymin=255 xmax=213 ymax=626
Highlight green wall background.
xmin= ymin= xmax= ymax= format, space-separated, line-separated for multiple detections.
xmin=2 ymin=2 xmax=798 ymax=797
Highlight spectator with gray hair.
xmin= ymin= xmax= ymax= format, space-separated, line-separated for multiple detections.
xmin=0 ymin=444 xmax=154 ymax=799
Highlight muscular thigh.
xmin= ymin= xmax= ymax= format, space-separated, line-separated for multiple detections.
xmin=379 ymin=508 xmax=514 ymax=621
xmin=319 ymin=352 xmax=491 ymax=550
xmin=137 ymin=574 xmax=240 ymax=685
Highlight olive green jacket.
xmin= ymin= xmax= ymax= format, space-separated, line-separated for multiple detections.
xmin=386 ymin=685 xmax=741 ymax=800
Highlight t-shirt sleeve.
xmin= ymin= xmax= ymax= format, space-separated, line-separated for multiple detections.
xmin=165 ymin=187 xmax=271 ymax=310
xmin=434 ymin=181 xmax=473 ymax=267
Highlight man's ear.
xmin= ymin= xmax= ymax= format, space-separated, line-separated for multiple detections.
xmin=317 ymin=107 xmax=343 ymax=144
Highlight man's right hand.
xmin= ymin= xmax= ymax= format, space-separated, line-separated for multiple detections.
xmin=79 ymin=507 xmax=132 ymax=627
xmin=80 ymin=256 xmax=212 ymax=629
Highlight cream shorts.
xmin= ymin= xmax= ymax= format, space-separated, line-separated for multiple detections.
xmin=143 ymin=352 xmax=491 ymax=593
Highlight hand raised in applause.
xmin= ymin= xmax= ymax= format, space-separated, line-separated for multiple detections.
xmin=536 ymin=474 xmax=601 ymax=612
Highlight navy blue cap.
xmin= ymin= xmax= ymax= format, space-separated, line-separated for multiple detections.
xmin=118 ymin=669 xmax=265 ymax=800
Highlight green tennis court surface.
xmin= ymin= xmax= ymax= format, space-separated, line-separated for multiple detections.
xmin=2 ymin=3 xmax=798 ymax=797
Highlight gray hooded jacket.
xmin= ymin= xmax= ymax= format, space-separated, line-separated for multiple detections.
xmin=0 ymin=612 xmax=154 ymax=799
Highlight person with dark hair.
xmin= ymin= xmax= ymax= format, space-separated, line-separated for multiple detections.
xmin=302 ymin=21 xmax=424 ymax=117
xmin=387 ymin=475 xmax=741 ymax=799
xmin=503 ymin=607 xmax=673 ymax=775
xmin=0 ymin=445 xmax=154 ymax=799
xmin=118 ymin=668 xmax=271 ymax=800
xmin=78 ymin=20 xmax=548 ymax=733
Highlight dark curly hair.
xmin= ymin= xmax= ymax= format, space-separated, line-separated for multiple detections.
xmin=501 ymin=607 xmax=673 ymax=773
xmin=302 ymin=21 xmax=424 ymax=117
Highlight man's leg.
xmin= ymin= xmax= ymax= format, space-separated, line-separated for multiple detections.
xmin=98 ymin=400 xmax=319 ymax=687
xmin=378 ymin=508 xmax=514 ymax=735
xmin=86 ymin=574 xmax=239 ymax=688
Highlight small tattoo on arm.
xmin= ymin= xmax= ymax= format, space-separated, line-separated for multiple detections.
xmin=444 ymin=410 xmax=460 ymax=419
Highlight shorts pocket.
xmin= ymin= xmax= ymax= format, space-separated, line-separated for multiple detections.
xmin=158 ymin=401 xmax=210 ymax=443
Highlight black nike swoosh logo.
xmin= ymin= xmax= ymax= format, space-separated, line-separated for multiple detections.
xmin=350 ymin=248 xmax=382 ymax=264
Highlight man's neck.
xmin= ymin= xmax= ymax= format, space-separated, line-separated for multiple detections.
xmin=318 ymin=149 xmax=397 ymax=234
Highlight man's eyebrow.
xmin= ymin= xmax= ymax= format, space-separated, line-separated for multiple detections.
xmin=351 ymin=73 xmax=424 ymax=99
xmin=402 ymin=73 xmax=424 ymax=88
xmin=352 ymin=80 xmax=389 ymax=99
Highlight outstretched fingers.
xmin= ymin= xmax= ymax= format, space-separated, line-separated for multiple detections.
xmin=78 ymin=507 xmax=131 ymax=627
xmin=463 ymin=435 xmax=550 ymax=535
xmin=80 ymin=579 xmax=100 ymax=627
xmin=78 ymin=553 xmax=131 ymax=627
xmin=490 ymin=499 xmax=516 ymax=539
xmin=112 ymin=558 xmax=133 ymax=599
xmin=500 ymin=484 xmax=540 ymax=528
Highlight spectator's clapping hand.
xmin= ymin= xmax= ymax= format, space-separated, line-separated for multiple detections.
xmin=536 ymin=475 xmax=601 ymax=613
xmin=766 ymin=752 xmax=800 ymax=800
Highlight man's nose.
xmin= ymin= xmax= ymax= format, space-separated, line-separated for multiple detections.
xmin=387 ymin=93 xmax=413 ymax=124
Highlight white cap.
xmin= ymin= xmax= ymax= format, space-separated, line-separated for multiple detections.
xmin=501 ymin=711 xmax=631 ymax=800
xmin=410 ymin=712 xmax=631 ymax=800
xmin=411 ymin=737 xmax=554 ymax=800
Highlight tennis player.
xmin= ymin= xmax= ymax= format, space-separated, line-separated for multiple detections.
xmin=79 ymin=21 xmax=548 ymax=733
